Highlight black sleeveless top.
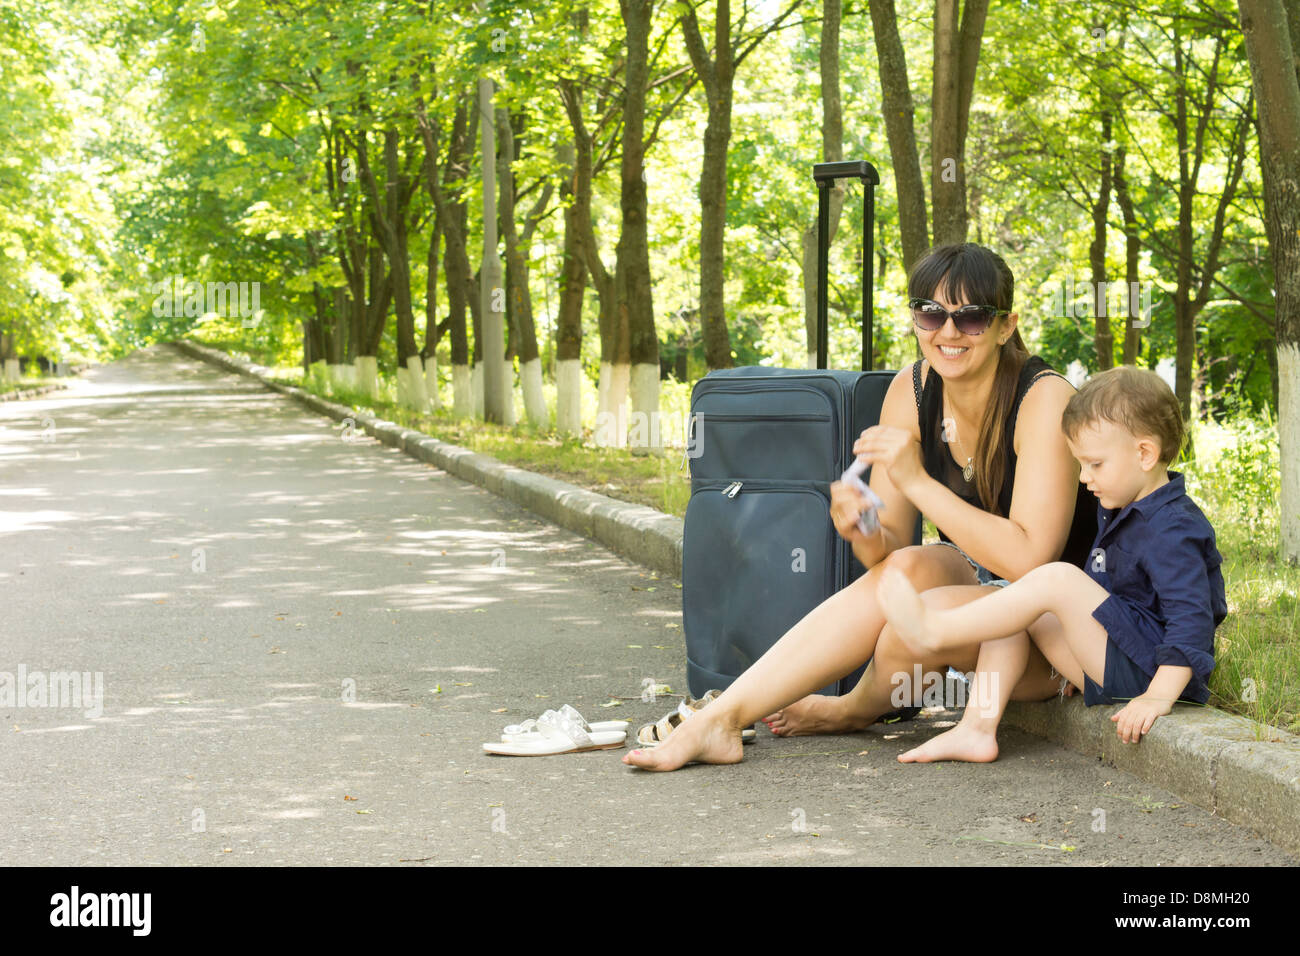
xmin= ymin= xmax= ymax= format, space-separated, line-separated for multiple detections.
xmin=912 ymin=355 xmax=1098 ymax=570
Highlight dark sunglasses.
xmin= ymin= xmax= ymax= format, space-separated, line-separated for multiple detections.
xmin=909 ymin=298 xmax=1009 ymax=335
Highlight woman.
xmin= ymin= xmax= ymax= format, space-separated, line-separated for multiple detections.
xmin=626 ymin=242 xmax=1097 ymax=770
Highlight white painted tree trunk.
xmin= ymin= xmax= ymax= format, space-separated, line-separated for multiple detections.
xmin=805 ymin=350 xmax=817 ymax=370
xmin=355 ymin=355 xmax=379 ymax=400
xmin=2 ymin=359 xmax=18 ymax=381
xmin=396 ymin=365 xmax=411 ymax=407
xmin=452 ymin=363 xmax=472 ymax=418
xmin=629 ymin=362 xmax=662 ymax=455
xmin=404 ymin=355 xmax=428 ymax=411
xmin=1281 ymin=343 xmax=1299 ymax=563
xmin=471 ymin=361 xmax=485 ymax=418
xmin=520 ymin=359 xmax=547 ymax=426
xmin=500 ymin=364 xmax=517 ymax=427
xmin=597 ymin=360 xmax=612 ymax=421
xmin=423 ymin=354 xmax=441 ymax=411
xmin=596 ymin=361 xmax=630 ymax=447
xmin=555 ymin=358 xmax=582 ymax=436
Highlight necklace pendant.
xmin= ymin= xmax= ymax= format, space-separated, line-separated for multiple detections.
xmin=962 ymin=459 xmax=975 ymax=483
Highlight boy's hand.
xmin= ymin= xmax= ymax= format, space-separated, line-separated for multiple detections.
xmin=1111 ymin=695 xmax=1173 ymax=743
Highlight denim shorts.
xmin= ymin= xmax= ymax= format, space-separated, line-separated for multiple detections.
xmin=933 ymin=540 xmax=1010 ymax=588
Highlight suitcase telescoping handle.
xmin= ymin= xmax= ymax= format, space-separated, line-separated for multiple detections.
xmin=814 ymin=160 xmax=879 ymax=372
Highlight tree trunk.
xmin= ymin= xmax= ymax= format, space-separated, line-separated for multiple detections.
xmin=801 ymin=0 xmax=846 ymax=368
xmin=868 ymin=0 xmax=930 ymax=273
xmin=421 ymin=95 xmax=473 ymax=417
xmin=555 ymin=140 xmax=588 ymax=437
xmin=1239 ymin=0 xmax=1300 ymax=563
xmin=681 ymin=1 xmax=736 ymax=372
xmin=1090 ymin=110 xmax=1114 ymax=370
xmin=479 ymin=78 xmax=510 ymax=424
xmin=560 ymin=75 xmax=625 ymax=443
xmin=929 ymin=0 xmax=988 ymax=246
xmin=1114 ymin=146 xmax=1143 ymax=365
xmin=358 ymin=126 xmax=425 ymax=410
xmin=498 ymin=107 xmax=548 ymax=426
xmin=618 ymin=0 xmax=660 ymax=452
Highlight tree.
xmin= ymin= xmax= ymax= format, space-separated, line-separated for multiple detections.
xmin=1237 ymin=0 xmax=1300 ymax=562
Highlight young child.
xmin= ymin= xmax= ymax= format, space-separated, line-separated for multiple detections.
xmin=878 ymin=365 xmax=1227 ymax=744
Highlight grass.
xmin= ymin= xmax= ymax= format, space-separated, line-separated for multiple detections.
xmin=264 ymin=361 xmax=698 ymax=519
xmin=1183 ymin=417 xmax=1299 ymax=735
xmin=0 ymin=374 xmax=52 ymax=395
xmin=251 ymin=353 xmax=1297 ymax=734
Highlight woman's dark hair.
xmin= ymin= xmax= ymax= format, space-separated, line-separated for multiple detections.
xmin=908 ymin=243 xmax=1029 ymax=515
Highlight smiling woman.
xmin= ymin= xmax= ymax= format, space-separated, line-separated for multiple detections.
xmin=625 ymin=242 xmax=1100 ymax=771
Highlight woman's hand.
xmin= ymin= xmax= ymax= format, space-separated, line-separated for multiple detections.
xmin=829 ymin=480 xmax=870 ymax=546
xmin=852 ymin=425 xmax=925 ymax=497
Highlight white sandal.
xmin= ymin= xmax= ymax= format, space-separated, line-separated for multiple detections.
xmin=501 ymin=704 xmax=628 ymax=742
xmin=483 ymin=709 xmax=627 ymax=756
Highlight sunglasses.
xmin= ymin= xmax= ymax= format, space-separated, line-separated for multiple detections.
xmin=909 ymin=298 xmax=1009 ymax=335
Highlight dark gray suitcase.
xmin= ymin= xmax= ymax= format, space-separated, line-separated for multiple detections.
xmin=682 ymin=161 xmax=922 ymax=704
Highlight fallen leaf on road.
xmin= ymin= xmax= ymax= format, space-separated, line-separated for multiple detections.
xmin=1019 ymin=814 xmax=1038 ymax=824
xmin=490 ymin=708 xmax=507 ymax=714
xmin=344 ymin=795 xmax=356 ymax=801
xmin=356 ymin=809 xmax=372 ymax=815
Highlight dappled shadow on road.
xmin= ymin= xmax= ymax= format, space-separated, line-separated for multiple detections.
xmin=1 ymin=345 xmax=678 ymax=731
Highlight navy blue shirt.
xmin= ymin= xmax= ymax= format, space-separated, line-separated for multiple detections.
xmin=1083 ymin=472 xmax=1227 ymax=704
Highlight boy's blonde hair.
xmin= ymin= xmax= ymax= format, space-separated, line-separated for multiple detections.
xmin=1061 ymin=366 xmax=1186 ymax=464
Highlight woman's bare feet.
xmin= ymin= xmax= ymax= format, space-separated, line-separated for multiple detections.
xmin=623 ymin=710 xmax=744 ymax=771
xmin=762 ymin=694 xmax=871 ymax=736
xmin=877 ymin=568 xmax=943 ymax=656
xmin=897 ymin=720 xmax=999 ymax=763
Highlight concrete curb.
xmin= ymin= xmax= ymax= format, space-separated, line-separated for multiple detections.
xmin=170 ymin=339 xmax=1300 ymax=857
xmin=0 ymin=381 xmax=70 ymax=402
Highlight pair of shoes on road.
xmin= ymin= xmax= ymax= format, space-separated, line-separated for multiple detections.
xmin=635 ymin=689 xmax=756 ymax=749
xmin=482 ymin=705 xmax=629 ymax=756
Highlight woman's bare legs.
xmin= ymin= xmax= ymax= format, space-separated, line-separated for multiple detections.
xmin=764 ymin=544 xmax=981 ymax=736
xmin=624 ymin=544 xmax=981 ymax=772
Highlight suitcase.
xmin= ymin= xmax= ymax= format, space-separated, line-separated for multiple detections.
xmin=682 ymin=160 xmax=922 ymax=706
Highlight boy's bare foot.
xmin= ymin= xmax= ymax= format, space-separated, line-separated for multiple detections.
xmin=762 ymin=694 xmax=870 ymax=736
xmin=897 ymin=721 xmax=999 ymax=763
xmin=877 ymin=567 xmax=942 ymax=656
xmin=622 ymin=711 xmax=744 ymax=771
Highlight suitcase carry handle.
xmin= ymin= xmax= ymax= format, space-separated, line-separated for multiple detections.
xmin=814 ymin=160 xmax=879 ymax=372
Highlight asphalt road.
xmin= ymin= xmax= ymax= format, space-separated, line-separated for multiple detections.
xmin=0 ymin=346 xmax=1292 ymax=865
